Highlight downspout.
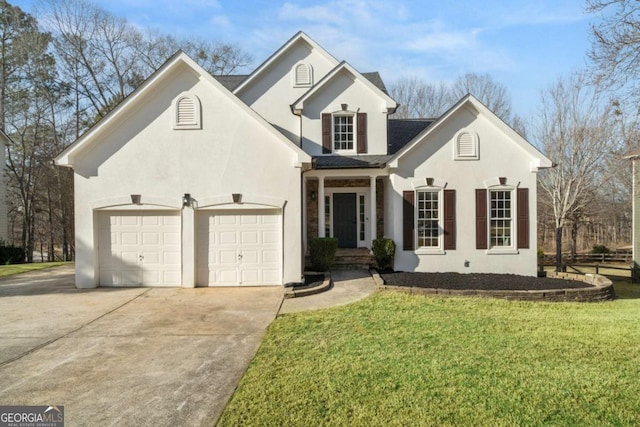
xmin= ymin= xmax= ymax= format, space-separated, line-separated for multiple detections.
xmin=293 ymin=104 xmax=306 ymax=282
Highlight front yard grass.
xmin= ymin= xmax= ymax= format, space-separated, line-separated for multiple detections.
xmin=0 ymin=262 xmax=69 ymax=278
xmin=219 ymin=283 xmax=640 ymax=426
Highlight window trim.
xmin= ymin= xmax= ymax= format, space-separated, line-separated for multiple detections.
xmin=415 ymin=188 xmax=444 ymax=254
xmin=485 ymin=185 xmax=518 ymax=255
xmin=332 ymin=112 xmax=357 ymax=153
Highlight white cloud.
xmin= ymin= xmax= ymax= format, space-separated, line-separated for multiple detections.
xmin=211 ymin=15 xmax=232 ymax=29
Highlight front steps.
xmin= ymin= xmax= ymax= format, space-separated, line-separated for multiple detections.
xmin=305 ymin=248 xmax=376 ymax=270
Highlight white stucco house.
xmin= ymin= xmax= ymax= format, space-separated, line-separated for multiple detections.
xmin=0 ymin=130 xmax=9 ymax=242
xmin=56 ymin=31 xmax=552 ymax=288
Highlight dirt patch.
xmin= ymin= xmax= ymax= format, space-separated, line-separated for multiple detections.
xmin=380 ymin=272 xmax=593 ymax=291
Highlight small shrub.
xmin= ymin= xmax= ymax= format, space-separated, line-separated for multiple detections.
xmin=309 ymin=237 xmax=338 ymax=271
xmin=372 ymin=238 xmax=395 ymax=271
xmin=592 ymin=245 xmax=610 ymax=254
xmin=537 ymin=248 xmax=545 ymax=258
xmin=0 ymin=244 xmax=25 ymax=265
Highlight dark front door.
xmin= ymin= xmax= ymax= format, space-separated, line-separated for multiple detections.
xmin=333 ymin=193 xmax=357 ymax=248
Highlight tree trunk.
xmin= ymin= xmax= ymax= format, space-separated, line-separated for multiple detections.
xmin=571 ymin=221 xmax=578 ymax=261
xmin=555 ymin=226 xmax=563 ymax=272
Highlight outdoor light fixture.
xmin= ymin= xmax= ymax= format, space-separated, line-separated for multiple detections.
xmin=130 ymin=194 xmax=141 ymax=205
xmin=310 ymin=190 xmax=316 ymax=201
xmin=232 ymin=193 xmax=242 ymax=204
xmin=182 ymin=193 xmax=192 ymax=207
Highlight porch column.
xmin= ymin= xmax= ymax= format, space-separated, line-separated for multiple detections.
xmin=370 ymin=176 xmax=377 ymax=243
xmin=318 ymin=176 xmax=325 ymax=237
xmin=181 ymin=205 xmax=195 ymax=288
xmin=302 ymin=176 xmax=308 ymax=252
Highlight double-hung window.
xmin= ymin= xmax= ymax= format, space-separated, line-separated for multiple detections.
xmin=333 ymin=114 xmax=354 ymax=151
xmin=489 ymin=190 xmax=512 ymax=248
xmin=476 ymin=183 xmax=529 ymax=253
xmin=403 ymin=186 xmax=455 ymax=252
xmin=417 ymin=190 xmax=440 ymax=248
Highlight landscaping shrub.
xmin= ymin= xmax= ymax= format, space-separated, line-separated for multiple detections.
xmin=0 ymin=244 xmax=25 ymax=264
xmin=309 ymin=237 xmax=338 ymax=271
xmin=592 ymin=245 xmax=610 ymax=254
xmin=372 ymin=238 xmax=395 ymax=271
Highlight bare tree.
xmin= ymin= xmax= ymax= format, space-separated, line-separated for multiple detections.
xmin=587 ymin=0 xmax=640 ymax=101
xmin=389 ymin=73 xmax=514 ymax=125
xmin=389 ymin=77 xmax=450 ymax=119
xmin=450 ymin=73 xmax=512 ymax=123
xmin=536 ymin=72 xmax=616 ymax=270
xmin=132 ymin=29 xmax=252 ymax=77
xmin=36 ymin=0 xmax=142 ymax=122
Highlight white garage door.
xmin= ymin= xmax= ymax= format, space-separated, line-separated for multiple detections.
xmin=98 ymin=211 xmax=181 ymax=286
xmin=196 ymin=210 xmax=282 ymax=286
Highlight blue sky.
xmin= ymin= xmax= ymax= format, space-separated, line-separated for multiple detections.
xmin=12 ymin=0 xmax=594 ymax=119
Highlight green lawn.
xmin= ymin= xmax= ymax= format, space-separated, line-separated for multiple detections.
xmin=0 ymin=262 xmax=70 ymax=278
xmin=219 ymin=282 xmax=640 ymax=426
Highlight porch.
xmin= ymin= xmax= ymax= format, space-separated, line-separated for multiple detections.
xmin=303 ymin=169 xmax=387 ymax=250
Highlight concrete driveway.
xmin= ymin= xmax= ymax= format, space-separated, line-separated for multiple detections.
xmin=0 ymin=265 xmax=283 ymax=426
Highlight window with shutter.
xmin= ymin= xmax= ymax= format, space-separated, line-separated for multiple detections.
xmin=476 ymin=185 xmax=530 ymax=253
xmin=404 ymin=185 xmax=454 ymax=253
xmin=454 ymin=130 xmax=479 ymax=160
xmin=173 ymin=93 xmax=201 ymax=129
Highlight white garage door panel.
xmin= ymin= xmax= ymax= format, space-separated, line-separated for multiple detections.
xmin=98 ymin=212 xmax=181 ymax=286
xmin=197 ymin=210 xmax=282 ymax=286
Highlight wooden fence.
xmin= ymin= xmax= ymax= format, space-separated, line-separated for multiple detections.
xmin=539 ymin=253 xmax=638 ymax=283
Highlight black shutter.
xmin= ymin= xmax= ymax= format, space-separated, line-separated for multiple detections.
xmin=403 ymin=191 xmax=415 ymax=251
xmin=443 ymin=190 xmax=456 ymax=250
xmin=322 ymin=113 xmax=331 ymax=154
xmin=357 ymin=112 xmax=367 ymax=153
xmin=517 ymin=188 xmax=529 ymax=249
xmin=475 ymin=189 xmax=488 ymax=250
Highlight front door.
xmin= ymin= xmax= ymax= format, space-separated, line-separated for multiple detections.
xmin=333 ymin=193 xmax=357 ymax=248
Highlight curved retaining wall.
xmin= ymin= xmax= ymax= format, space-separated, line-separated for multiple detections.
xmin=372 ymin=271 xmax=615 ymax=302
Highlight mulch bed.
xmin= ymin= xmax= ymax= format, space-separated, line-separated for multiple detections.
xmin=380 ymin=272 xmax=594 ymax=291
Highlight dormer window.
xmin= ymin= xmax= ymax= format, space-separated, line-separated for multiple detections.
xmin=454 ymin=130 xmax=478 ymax=160
xmin=173 ymin=92 xmax=201 ymax=129
xmin=293 ymin=63 xmax=313 ymax=87
xmin=333 ymin=114 xmax=354 ymax=151
xmin=321 ymin=111 xmax=367 ymax=154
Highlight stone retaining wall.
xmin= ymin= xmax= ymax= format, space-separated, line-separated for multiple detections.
xmin=371 ymin=271 xmax=616 ymax=302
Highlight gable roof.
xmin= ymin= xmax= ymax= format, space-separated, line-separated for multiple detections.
xmin=215 ymin=74 xmax=248 ymax=91
xmin=55 ymin=51 xmax=311 ymax=167
xmin=388 ymin=94 xmax=553 ymax=171
xmin=233 ymin=31 xmax=339 ymax=95
xmin=387 ymin=119 xmax=434 ymax=155
xmin=291 ymin=61 xmax=397 ymax=114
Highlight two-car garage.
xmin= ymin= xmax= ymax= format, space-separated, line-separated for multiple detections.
xmin=97 ymin=209 xmax=282 ymax=287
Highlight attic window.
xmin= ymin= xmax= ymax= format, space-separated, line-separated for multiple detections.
xmin=293 ymin=63 xmax=313 ymax=87
xmin=454 ymin=130 xmax=478 ymax=160
xmin=173 ymin=93 xmax=201 ymax=129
